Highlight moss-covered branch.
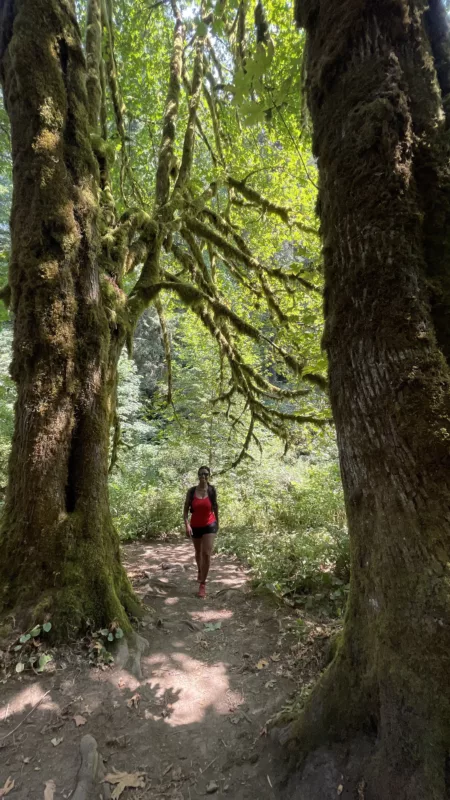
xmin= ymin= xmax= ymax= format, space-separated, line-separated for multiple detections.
xmin=227 ymin=176 xmax=318 ymax=235
xmin=156 ymin=17 xmax=184 ymax=210
xmin=155 ymin=297 xmax=173 ymax=404
xmin=174 ymin=34 xmax=205 ymax=192
xmin=86 ymin=0 xmax=103 ymax=130
xmin=202 ymin=82 xmax=226 ymax=166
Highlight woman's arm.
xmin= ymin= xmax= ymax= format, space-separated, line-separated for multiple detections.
xmin=211 ymin=488 xmax=219 ymax=528
xmin=183 ymin=492 xmax=192 ymax=537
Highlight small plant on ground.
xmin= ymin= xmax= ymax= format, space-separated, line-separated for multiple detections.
xmin=86 ymin=621 xmax=124 ymax=668
xmin=9 ymin=622 xmax=53 ymax=674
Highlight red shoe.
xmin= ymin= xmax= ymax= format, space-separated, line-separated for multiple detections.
xmin=197 ymin=583 xmax=206 ymax=599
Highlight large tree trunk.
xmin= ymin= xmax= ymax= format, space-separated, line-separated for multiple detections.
xmin=291 ymin=1 xmax=450 ymax=797
xmin=0 ymin=0 xmax=137 ymax=635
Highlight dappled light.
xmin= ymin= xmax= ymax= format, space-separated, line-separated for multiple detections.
xmin=189 ymin=609 xmax=234 ymax=622
xmin=143 ymin=652 xmax=236 ymax=726
xmin=2 ymin=0 xmax=445 ymax=794
xmin=0 ymin=684 xmax=58 ymax=721
xmin=0 ymin=541 xmax=308 ymax=797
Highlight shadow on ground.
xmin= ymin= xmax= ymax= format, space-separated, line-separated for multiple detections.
xmin=0 ymin=539 xmax=334 ymax=799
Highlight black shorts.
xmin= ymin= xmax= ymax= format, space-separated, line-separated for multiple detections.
xmin=191 ymin=522 xmax=218 ymax=538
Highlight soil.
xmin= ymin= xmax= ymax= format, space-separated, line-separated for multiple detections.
xmin=0 ymin=539 xmax=337 ymax=799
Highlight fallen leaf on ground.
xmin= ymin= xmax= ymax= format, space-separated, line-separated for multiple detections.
xmin=22 ymin=756 xmax=31 ymax=764
xmin=206 ymin=780 xmax=219 ymax=794
xmin=204 ymin=621 xmax=222 ymax=631
xmin=104 ymin=769 xmax=145 ymax=799
xmin=270 ymin=653 xmax=281 ymax=662
xmin=256 ymin=658 xmax=269 ymax=670
xmin=265 ymin=680 xmax=276 ymax=689
xmin=73 ymin=715 xmax=87 ymax=727
xmin=337 ymin=785 xmax=343 ymax=796
xmin=44 ymin=779 xmax=56 ymax=800
xmin=0 ymin=777 xmax=14 ymax=797
xmin=126 ymin=693 xmax=141 ymax=709
xmin=51 ymin=737 xmax=63 ymax=747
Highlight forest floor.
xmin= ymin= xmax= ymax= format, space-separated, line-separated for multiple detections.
xmin=0 ymin=539 xmax=339 ymax=800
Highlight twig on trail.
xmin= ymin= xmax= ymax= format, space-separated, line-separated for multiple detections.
xmin=0 ymin=689 xmax=52 ymax=742
xmin=200 ymin=755 xmax=218 ymax=774
xmin=220 ymin=738 xmax=229 ymax=748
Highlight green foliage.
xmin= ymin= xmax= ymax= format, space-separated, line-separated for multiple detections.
xmin=216 ymin=455 xmax=349 ymax=615
xmin=88 ymin=622 xmax=125 ymax=665
xmin=108 ymin=309 xmax=348 ymax=613
xmin=11 ymin=620 xmax=53 ymax=674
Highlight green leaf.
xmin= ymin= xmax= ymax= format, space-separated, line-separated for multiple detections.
xmin=13 ymin=644 xmax=22 ymax=651
xmin=19 ymin=633 xmax=31 ymax=643
xmin=107 ymin=632 xmax=114 ymax=641
xmin=204 ymin=621 xmax=222 ymax=631
xmin=42 ymin=622 xmax=52 ymax=633
xmin=100 ymin=628 xmax=109 ymax=637
xmin=196 ymin=20 xmax=208 ymax=37
xmin=29 ymin=625 xmax=41 ymax=638
xmin=115 ymin=628 xmax=124 ymax=639
xmin=37 ymin=654 xmax=53 ymax=672
xmin=15 ymin=662 xmax=25 ymax=673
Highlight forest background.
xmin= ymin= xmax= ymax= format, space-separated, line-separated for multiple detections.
xmin=0 ymin=0 xmax=348 ymax=615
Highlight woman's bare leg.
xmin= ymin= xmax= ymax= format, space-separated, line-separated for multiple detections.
xmin=193 ymin=538 xmax=202 ymax=580
xmin=199 ymin=534 xmax=215 ymax=583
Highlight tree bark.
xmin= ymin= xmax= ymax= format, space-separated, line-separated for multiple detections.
xmin=0 ymin=0 xmax=138 ymax=635
xmin=293 ymin=1 xmax=450 ymax=797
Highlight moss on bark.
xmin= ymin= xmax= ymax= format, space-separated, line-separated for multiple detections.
xmin=292 ymin=1 xmax=450 ymax=797
xmin=0 ymin=0 xmax=139 ymax=638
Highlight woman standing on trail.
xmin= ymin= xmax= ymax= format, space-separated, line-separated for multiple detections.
xmin=183 ymin=466 xmax=219 ymax=599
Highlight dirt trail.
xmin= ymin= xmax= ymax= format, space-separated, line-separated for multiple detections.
xmin=0 ymin=540 xmax=323 ymax=799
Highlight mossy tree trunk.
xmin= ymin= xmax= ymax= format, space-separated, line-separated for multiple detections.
xmin=0 ymin=0 xmax=138 ymax=635
xmin=293 ymin=1 xmax=450 ymax=796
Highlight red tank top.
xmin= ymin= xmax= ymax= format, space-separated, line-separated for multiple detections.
xmin=191 ymin=494 xmax=216 ymax=527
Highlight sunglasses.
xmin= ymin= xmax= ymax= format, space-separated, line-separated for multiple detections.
xmin=198 ymin=472 xmax=209 ymax=477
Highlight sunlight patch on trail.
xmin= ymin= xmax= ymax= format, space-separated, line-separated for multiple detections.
xmin=0 ymin=684 xmax=58 ymax=721
xmin=189 ymin=609 xmax=233 ymax=622
xmin=142 ymin=652 xmax=243 ymax=726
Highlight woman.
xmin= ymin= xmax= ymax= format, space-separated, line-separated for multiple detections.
xmin=183 ymin=466 xmax=219 ymax=599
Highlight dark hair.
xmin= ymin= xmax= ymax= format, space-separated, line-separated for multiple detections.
xmin=198 ymin=465 xmax=211 ymax=477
